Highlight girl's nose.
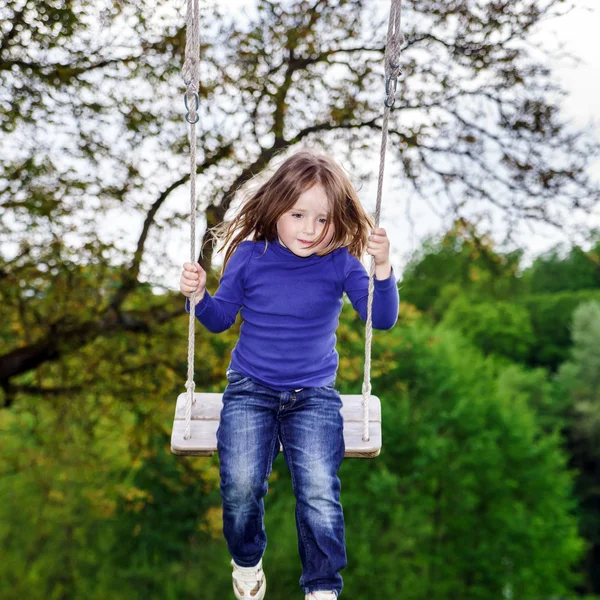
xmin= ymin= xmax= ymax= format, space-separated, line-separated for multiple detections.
xmin=303 ymin=221 xmax=315 ymax=234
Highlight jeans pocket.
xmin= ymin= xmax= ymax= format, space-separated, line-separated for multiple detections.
xmin=226 ymin=368 xmax=251 ymax=388
xmin=314 ymin=384 xmax=342 ymax=404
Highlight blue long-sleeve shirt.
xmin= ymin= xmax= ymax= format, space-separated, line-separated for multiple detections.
xmin=185 ymin=237 xmax=399 ymax=391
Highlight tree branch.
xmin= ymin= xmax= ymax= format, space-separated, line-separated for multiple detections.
xmin=107 ymin=143 xmax=234 ymax=313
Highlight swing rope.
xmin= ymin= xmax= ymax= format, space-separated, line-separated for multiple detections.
xmin=362 ymin=0 xmax=404 ymax=441
xmin=182 ymin=0 xmax=200 ymax=440
xmin=182 ymin=0 xmax=403 ymax=443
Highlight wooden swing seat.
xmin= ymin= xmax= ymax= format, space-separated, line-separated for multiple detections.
xmin=171 ymin=392 xmax=381 ymax=458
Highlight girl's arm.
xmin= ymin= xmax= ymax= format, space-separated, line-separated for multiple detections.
xmin=343 ymin=254 xmax=399 ymax=330
xmin=183 ymin=242 xmax=254 ymax=333
xmin=342 ymin=227 xmax=399 ymax=330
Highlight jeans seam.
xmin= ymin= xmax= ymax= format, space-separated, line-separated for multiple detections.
xmin=261 ymin=418 xmax=280 ymax=536
xmin=280 ymin=425 xmax=312 ymax=567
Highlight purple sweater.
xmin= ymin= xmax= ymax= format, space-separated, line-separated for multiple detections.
xmin=185 ymin=238 xmax=399 ymax=391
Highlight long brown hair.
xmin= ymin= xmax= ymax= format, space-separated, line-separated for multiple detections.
xmin=210 ymin=150 xmax=374 ymax=275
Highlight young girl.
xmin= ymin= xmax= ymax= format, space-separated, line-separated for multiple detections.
xmin=179 ymin=150 xmax=399 ymax=600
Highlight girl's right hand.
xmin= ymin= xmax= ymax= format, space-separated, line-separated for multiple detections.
xmin=180 ymin=262 xmax=207 ymax=305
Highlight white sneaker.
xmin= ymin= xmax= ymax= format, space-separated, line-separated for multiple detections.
xmin=231 ymin=558 xmax=266 ymax=599
xmin=305 ymin=592 xmax=338 ymax=599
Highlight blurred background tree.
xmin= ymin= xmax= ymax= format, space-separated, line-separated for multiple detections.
xmin=1 ymin=0 xmax=600 ymax=598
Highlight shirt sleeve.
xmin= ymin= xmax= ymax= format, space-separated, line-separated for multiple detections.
xmin=184 ymin=242 xmax=253 ymax=333
xmin=342 ymin=252 xmax=399 ymax=330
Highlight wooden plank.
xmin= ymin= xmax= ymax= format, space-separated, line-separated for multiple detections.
xmin=171 ymin=419 xmax=220 ymax=456
xmin=174 ymin=393 xmax=381 ymax=422
xmin=171 ymin=393 xmax=382 ymax=458
xmin=171 ymin=418 xmax=381 ymax=458
xmin=174 ymin=393 xmax=223 ymax=420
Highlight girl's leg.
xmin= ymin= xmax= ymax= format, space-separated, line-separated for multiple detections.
xmin=217 ymin=369 xmax=281 ymax=568
xmin=279 ymin=385 xmax=347 ymax=597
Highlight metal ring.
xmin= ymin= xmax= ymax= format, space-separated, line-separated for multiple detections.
xmin=384 ymin=75 xmax=398 ymax=108
xmin=184 ymin=92 xmax=200 ymax=124
xmin=385 ymin=75 xmax=398 ymax=97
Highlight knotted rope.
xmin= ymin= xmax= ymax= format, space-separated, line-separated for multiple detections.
xmin=182 ymin=0 xmax=200 ymax=440
xmin=182 ymin=0 xmax=403 ymax=445
xmin=361 ymin=0 xmax=403 ymax=441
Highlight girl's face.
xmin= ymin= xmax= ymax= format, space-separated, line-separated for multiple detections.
xmin=276 ymin=184 xmax=334 ymax=257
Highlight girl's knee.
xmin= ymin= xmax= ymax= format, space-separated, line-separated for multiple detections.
xmin=221 ymin=469 xmax=268 ymax=504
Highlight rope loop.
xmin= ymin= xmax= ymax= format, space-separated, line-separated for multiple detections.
xmin=383 ymin=0 xmax=404 ymax=107
xmin=182 ymin=59 xmax=200 ymax=90
xmin=385 ymin=0 xmax=404 ymax=79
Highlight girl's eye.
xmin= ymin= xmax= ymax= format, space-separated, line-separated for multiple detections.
xmin=290 ymin=213 xmax=327 ymax=224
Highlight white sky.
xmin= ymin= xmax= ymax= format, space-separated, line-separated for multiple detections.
xmin=365 ymin=0 xmax=600 ymax=270
xmin=506 ymin=0 xmax=600 ymax=260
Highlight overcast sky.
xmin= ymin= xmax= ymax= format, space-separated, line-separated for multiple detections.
xmin=366 ymin=0 xmax=600 ymax=268
xmin=508 ymin=0 xmax=600 ymax=260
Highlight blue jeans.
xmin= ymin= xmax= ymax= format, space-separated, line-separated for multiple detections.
xmin=217 ymin=368 xmax=347 ymax=597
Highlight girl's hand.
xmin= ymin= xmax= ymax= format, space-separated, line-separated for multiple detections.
xmin=180 ymin=262 xmax=207 ymax=305
xmin=367 ymin=227 xmax=392 ymax=280
xmin=367 ymin=227 xmax=391 ymax=265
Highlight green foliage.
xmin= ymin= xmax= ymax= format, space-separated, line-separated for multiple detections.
xmin=557 ymin=301 xmax=600 ymax=454
xmin=0 ymin=303 xmax=586 ymax=598
xmin=400 ymin=223 xmax=524 ymax=318
xmin=496 ymin=364 xmax=571 ymax=433
xmin=426 ymin=287 xmax=600 ymax=372
xmin=441 ymin=295 xmax=535 ymax=362
xmin=522 ymin=234 xmax=600 ymax=294
xmin=2 ymin=0 xmax=600 ymax=594
xmin=554 ymin=301 xmax=600 ymax=594
xmin=400 ymin=228 xmax=600 ymax=373
xmin=332 ymin=319 xmax=584 ymax=598
xmin=518 ymin=290 xmax=600 ymax=371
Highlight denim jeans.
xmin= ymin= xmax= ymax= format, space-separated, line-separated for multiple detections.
xmin=217 ymin=368 xmax=347 ymax=597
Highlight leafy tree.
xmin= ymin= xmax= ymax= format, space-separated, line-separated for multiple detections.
xmin=331 ymin=319 xmax=584 ymax=598
xmin=2 ymin=0 xmax=599 ymax=394
xmin=558 ymin=300 xmax=600 ymax=454
xmin=435 ymin=289 xmax=600 ymax=371
xmin=521 ymin=231 xmax=600 ymax=294
xmin=0 ymin=0 xmax=598 ymax=596
xmin=518 ymin=289 xmax=600 ymax=370
xmin=441 ymin=294 xmax=535 ymax=362
xmin=401 ymin=226 xmax=600 ymax=373
xmin=400 ymin=220 xmax=525 ymax=318
xmin=555 ymin=300 xmax=600 ymax=595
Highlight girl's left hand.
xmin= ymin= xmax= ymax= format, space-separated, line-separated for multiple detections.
xmin=367 ymin=227 xmax=391 ymax=266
